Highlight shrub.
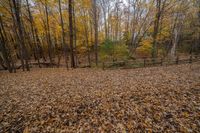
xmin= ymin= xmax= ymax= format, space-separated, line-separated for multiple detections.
xmin=100 ymin=39 xmax=128 ymax=61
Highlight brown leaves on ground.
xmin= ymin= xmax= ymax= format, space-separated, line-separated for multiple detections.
xmin=0 ymin=64 xmax=200 ymax=132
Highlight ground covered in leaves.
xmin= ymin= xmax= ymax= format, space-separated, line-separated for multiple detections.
xmin=0 ymin=64 xmax=200 ymax=132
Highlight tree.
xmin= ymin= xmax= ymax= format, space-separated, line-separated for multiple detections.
xmin=151 ymin=0 xmax=166 ymax=58
xmin=129 ymin=0 xmax=154 ymax=56
xmin=69 ymin=0 xmax=75 ymax=68
xmin=11 ymin=0 xmax=30 ymax=71
xmin=58 ymin=0 xmax=68 ymax=68
xmin=44 ymin=0 xmax=53 ymax=66
xmin=26 ymin=0 xmax=41 ymax=68
xmin=169 ymin=1 xmax=186 ymax=58
xmin=72 ymin=2 xmax=78 ymax=66
xmin=0 ymin=15 xmax=13 ymax=72
xmin=92 ymin=0 xmax=99 ymax=66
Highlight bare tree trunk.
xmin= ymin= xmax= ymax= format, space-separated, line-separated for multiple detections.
xmin=45 ymin=0 xmax=53 ymax=67
xmin=9 ymin=0 xmax=25 ymax=71
xmin=58 ymin=0 xmax=68 ymax=69
xmin=35 ymin=28 xmax=46 ymax=63
xmin=0 ymin=17 xmax=13 ymax=73
xmin=100 ymin=0 xmax=108 ymax=40
xmin=115 ymin=1 xmax=120 ymax=41
xmin=12 ymin=0 xmax=30 ymax=71
xmin=83 ymin=11 xmax=91 ymax=66
xmin=93 ymin=0 xmax=99 ymax=66
xmin=7 ymin=32 xmax=16 ymax=73
xmin=90 ymin=19 xmax=93 ymax=63
xmin=26 ymin=0 xmax=41 ymax=68
xmin=126 ymin=0 xmax=130 ymax=33
xmin=69 ymin=0 xmax=75 ymax=68
xmin=170 ymin=28 xmax=178 ymax=57
xmin=72 ymin=2 xmax=78 ymax=67
xmin=152 ymin=0 xmax=162 ymax=58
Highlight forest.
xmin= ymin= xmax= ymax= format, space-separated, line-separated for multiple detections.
xmin=0 ymin=0 xmax=200 ymax=132
xmin=0 ymin=0 xmax=199 ymax=72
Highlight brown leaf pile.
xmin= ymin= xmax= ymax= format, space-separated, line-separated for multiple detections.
xmin=0 ymin=64 xmax=200 ymax=132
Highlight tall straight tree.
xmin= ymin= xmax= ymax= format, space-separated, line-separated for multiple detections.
xmin=72 ymin=2 xmax=78 ymax=66
xmin=26 ymin=0 xmax=41 ymax=68
xmin=12 ymin=0 xmax=30 ymax=71
xmin=151 ymin=0 xmax=161 ymax=58
xmin=93 ymin=0 xmax=99 ymax=66
xmin=69 ymin=0 xmax=75 ymax=68
xmin=58 ymin=0 xmax=68 ymax=68
xmin=81 ymin=8 xmax=91 ymax=66
xmin=9 ymin=0 xmax=24 ymax=71
xmin=100 ymin=0 xmax=112 ymax=40
xmin=44 ymin=0 xmax=53 ymax=66
xmin=151 ymin=0 xmax=167 ymax=58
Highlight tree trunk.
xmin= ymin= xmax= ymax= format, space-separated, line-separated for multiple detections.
xmin=26 ymin=0 xmax=41 ymax=68
xmin=72 ymin=2 xmax=78 ymax=67
xmin=0 ymin=17 xmax=13 ymax=73
xmin=12 ymin=0 xmax=30 ymax=71
xmin=58 ymin=0 xmax=68 ymax=68
xmin=45 ymin=0 xmax=53 ymax=67
xmin=9 ymin=0 xmax=25 ymax=71
xmin=93 ymin=0 xmax=99 ymax=66
xmin=83 ymin=11 xmax=91 ymax=66
xmin=69 ymin=0 xmax=75 ymax=68
xmin=151 ymin=0 xmax=161 ymax=58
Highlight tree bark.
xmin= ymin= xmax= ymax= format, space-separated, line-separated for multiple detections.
xmin=72 ymin=2 xmax=78 ymax=67
xmin=26 ymin=0 xmax=41 ymax=68
xmin=58 ymin=0 xmax=69 ymax=68
xmin=69 ymin=0 xmax=75 ymax=68
xmin=0 ymin=17 xmax=13 ymax=73
xmin=45 ymin=0 xmax=53 ymax=67
xmin=83 ymin=11 xmax=91 ymax=66
xmin=9 ymin=0 xmax=25 ymax=71
xmin=12 ymin=0 xmax=30 ymax=71
xmin=93 ymin=0 xmax=99 ymax=66
xmin=151 ymin=0 xmax=162 ymax=58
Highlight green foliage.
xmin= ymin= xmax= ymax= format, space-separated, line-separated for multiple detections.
xmin=114 ymin=43 xmax=129 ymax=59
xmin=123 ymin=31 xmax=131 ymax=45
xmin=100 ymin=39 xmax=128 ymax=61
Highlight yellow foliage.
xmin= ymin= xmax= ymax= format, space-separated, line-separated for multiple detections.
xmin=136 ymin=38 xmax=152 ymax=57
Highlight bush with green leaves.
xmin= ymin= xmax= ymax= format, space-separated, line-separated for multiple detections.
xmin=100 ymin=39 xmax=128 ymax=62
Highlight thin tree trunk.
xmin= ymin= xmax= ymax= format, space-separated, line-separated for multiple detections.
xmin=26 ymin=0 xmax=41 ymax=68
xmin=72 ymin=2 xmax=78 ymax=67
xmin=83 ymin=11 xmax=91 ymax=66
xmin=90 ymin=19 xmax=93 ymax=64
xmin=69 ymin=0 xmax=75 ymax=68
xmin=93 ymin=0 xmax=98 ymax=66
xmin=35 ymin=29 xmax=46 ymax=64
xmin=151 ymin=0 xmax=161 ymax=58
xmin=45 ymin=0 xmax=53 ymax=67
xmin=58 ymin=0 xmax=68 ymax=69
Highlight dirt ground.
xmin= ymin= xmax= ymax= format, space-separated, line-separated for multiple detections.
xmin=0 ymin=63 xmax=200 ymax=132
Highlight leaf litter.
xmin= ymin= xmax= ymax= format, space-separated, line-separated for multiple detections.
xmin=0 ymin=63 xmax=200 ymax=132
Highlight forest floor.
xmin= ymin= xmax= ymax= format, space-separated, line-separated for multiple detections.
xmin=0 ymin=63 xmax=200 ymax=132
